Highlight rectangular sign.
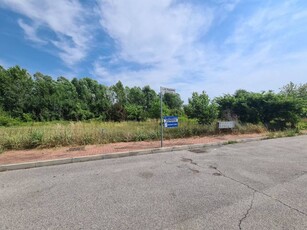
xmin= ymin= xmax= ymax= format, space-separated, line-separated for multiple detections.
xmin=164 ymin=116 xmax=178 ymax=128
xmin=218 ymin=121 xmax=236 ymax=129
xmin=160 ymin=87 xmax=176 ymax=94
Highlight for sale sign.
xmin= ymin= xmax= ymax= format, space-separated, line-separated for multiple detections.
xmin=164 ymin=116 xmax=178 ymax=128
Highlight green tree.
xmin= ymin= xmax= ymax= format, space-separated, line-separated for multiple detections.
xmin=215 ymin=90 xmax=303 ymax=129
xmin=55 ymin=77 xmax=80 ymax=120
xmin=184 ymin=91 xmax=218 ymax=124
xmin=163 ymin=93 xmax=183 ymax=110
xmin=111 ymin=81 xmax=127 ymax=105
xmin=142 ymin=85 xmax=158 ymax=111
xmin=125 ymin=104 xmax=146 ymax=121
xmin=0 ymin=66 xmax=33 ymax=118
xmin=29 ymin=73 xmax=58 ymax=121
xmin=108 ymin=102 xmax=126 ymax=122
xmin=280 ymin=82 xmax=307 ymax=117
xmin=148 ymin=98 xmax=169 ymax=119
xmin=127 ymin=86 xmax=146 ymax=107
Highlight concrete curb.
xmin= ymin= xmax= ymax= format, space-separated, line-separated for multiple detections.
xmin=0 ymin=137 xmax=265 ymax=172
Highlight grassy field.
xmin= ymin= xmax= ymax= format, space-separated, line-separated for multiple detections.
xmin=0 ymin=119 xmax=268 ymax=151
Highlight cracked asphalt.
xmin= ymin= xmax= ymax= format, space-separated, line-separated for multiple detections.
xmin=1 ymin=135 xmax=307 ymax=230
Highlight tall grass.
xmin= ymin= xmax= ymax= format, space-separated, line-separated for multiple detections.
xmin=298 ymin=118 xmax=307 ymax=130
xmin=0 ymin=119 xmax=266 ymax=150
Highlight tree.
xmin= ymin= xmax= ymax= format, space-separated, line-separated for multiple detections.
xmin=55 ymin=77 xmax=80 ymax=120
xmin=148 ymin=98 xmax=169 ymax=119
xmin=0 ymin=66 xmax=33 ymax=118
xmin=185 ymin=91 xmax=218 ymax=125
xmin=111 ymin=81 xmax=127 ymax=105
xmin=280 ymin=82 xmax=307 ymax=117
xmin=125 ymin=104 xmax=146 ymax=121
xmin=215 ymin=90 xmax=303 ymax=129
xmin=108 ymin=103 xmax=126 ymax=122
xmin=163 ymin=93 xmax=183 ymax=110
xmin=30 ymin=72 xmax=57 ymax=121
xmin=127 ymin=86 xmax=146 ymax=107
xmin=142 ymin=85 xmax=158 ymax=110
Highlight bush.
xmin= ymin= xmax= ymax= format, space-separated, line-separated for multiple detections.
xmin=26 ymin=130 xmax=44 ymax=148
xmin=0 ymin=114 xmax=21 ymax=126
xmin=215 ymin=91 xmax=303 ymax=130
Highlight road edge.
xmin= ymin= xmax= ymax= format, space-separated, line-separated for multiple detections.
xmin=0 ymin=137 xmax=265 ymax=172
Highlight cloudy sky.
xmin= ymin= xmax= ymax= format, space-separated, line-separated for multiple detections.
xmin=0 ymin=0 xmax=306 ymax=101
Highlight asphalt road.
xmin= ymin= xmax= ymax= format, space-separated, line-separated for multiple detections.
xmin=1 ymin=136 xmax=307 ymax=230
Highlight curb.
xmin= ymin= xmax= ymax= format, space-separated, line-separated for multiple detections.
xmin=0 ymin=137 xmax=264 ymax=172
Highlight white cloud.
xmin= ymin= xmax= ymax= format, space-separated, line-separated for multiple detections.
xmin=94 ymin=0 xmax=307 ymax=101
xmin=0 ymin=0 xmax=95 ymax=66
xmin=94 ymin=0 xmax=216 ymax=99
xmin=98 ymin=0 xmax=212 ymax=64
xmin=3 ymin=0 xmax=306 ymax=101
xmin=17 ymin=19 xmax=46 ymax=44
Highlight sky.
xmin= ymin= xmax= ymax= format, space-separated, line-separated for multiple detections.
xmin=0 ymin=0 xmax=307 ymax=102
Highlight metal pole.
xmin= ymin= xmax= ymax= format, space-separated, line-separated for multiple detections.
xmin=160 ymin=87 xmax=163 ymax=147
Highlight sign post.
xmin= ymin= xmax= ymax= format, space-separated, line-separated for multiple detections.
xmin=160 ymin=87 xmax=176 ymax=147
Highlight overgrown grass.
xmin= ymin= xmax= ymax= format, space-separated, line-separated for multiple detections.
xmin=266 ymin=129 xmax=301 ymax=139
xmin=298 ymin=118 xmax=307 ymax=130
xmin=0 ymin=119 xmax=267 ymax=151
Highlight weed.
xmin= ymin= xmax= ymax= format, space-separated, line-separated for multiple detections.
xmin=227 ymin=140 xmax=238 ymax=144
xmin=0 ymin=120 xmax=268 ymax=151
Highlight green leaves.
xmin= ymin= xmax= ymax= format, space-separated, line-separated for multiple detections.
xmin=184 ymin=91 xmax=218 ymax=125
xmin=0 ymin=65 xmax=305 ymax=129
xmin=215 ymin=90 xmax=304 ymax=130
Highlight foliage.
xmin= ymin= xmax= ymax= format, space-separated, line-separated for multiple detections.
xmin=125 ymin=104 xmax=146 ymax=121
xmin=108 ymin=103 xmax=127 ymax=122
xmin=280 ymin=82 xmax=307 ymax=117
xmin=0 ymin=65 xmax=306 ymax=133
xmin=184 ymin=91 xmax=218 ymax=125
xmin=148 ymin=99 xmax=170 ymax=119
xmin=163 ymin=93 xmax=183 ymax=110
xmin=0 ymin=114 xmax=21 ymax=127
xmin=215 ymin=90 xmax=303 ymax=130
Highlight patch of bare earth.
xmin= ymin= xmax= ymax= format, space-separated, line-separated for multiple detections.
xmin=0 ymin=133 xmax=263 ymax=165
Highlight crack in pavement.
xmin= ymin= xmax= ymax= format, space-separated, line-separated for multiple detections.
xmin=181 ymin=157 xmax=198 ymax=166
xmin=179 ymin=158 xmax=201 ymax=174
xmin=238 ymin=191 xmax=255 ymax=230
xmin=187 ymin=167 xmax=200 ymax=174
xmin=178 ymin=156 xmax=307 ymax=220
xmin=209 ymin=165 xmax=307 ymax=218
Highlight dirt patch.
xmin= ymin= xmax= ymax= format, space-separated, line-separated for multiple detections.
xmin=0 ymin=133 xmax=263 ymax=165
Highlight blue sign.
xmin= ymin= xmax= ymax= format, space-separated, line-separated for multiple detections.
xmin=164 ymin=116 xmax=178 ymax=128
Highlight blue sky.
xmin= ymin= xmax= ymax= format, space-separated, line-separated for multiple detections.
xmin=0 ymin=0 xmax=307 ymax=101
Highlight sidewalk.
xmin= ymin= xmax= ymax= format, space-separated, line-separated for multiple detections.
xmin=0 ymin=133 xmax=264 ymax=165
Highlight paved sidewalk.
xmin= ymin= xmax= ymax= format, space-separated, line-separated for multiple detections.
xmin=0 ymin=133 xmax=263 ymax=165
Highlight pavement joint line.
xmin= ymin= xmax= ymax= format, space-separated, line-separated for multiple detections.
xmin=0 ymin=137 xmax=265 ymax=172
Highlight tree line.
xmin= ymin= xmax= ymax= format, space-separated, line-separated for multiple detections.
xmin=0 ymin=65 xmax=306 ymax=129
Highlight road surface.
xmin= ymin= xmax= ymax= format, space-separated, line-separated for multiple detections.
xmin=1 ymin=136 xmax=307 ymax=229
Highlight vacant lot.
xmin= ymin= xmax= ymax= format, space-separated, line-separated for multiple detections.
xmin=0 ymin=119 xmax=266 ymax=150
